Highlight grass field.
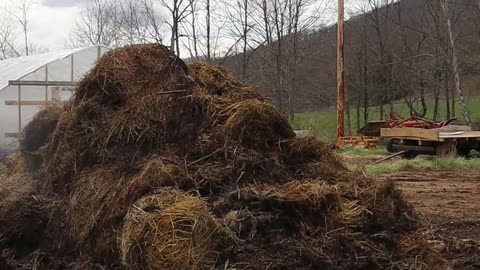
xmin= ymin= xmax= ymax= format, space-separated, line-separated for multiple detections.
xmin=292 ymin=97 xmax=480 ymax=139
xmin=338 ymin=147 xmax=480 ymax=175
xmin=365 ymin=156 xmax=480 ymax=175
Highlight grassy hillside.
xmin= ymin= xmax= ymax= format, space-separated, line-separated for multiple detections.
xmin=292 ymin=97 xmax=480 ymax=139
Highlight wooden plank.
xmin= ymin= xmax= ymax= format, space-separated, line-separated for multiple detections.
xmin=45 ymin=65 xmax=49 ymax=101
xmin=9 ymin=80 xmax=77 ymax=87
xmin=372 ymin=150 xmax=408 ymax=165
xmin=439 ymin=131 xmax=480 ymax=139
xmin=5 ymin=100 xmax=50 ymax=106
xmin=17 ymin=85 xmax=21 ymax=134
xmin=381 ymin=128 xmax=440 ymax=142
xmin=4 ymin=132 xmax=20 ymax=138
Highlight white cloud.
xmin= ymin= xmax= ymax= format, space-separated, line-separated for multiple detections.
xmin=29 ymin=4 xmax=80 ymax=50
xmin=40 ymin=0 xmax=80 ymax=8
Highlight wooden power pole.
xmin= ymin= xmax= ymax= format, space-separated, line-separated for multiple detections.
xmin=337 ymin=0 xmax=345 ymax=138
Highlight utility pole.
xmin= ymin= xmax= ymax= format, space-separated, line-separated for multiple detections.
xmin=337 ymin=0 xmax=345 ymax=138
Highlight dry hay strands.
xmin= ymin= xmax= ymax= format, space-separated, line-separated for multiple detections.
xmin=2 ymin=153 xmax=27 ymax=177
xmin=188 ymin=62 xmax=264 ymax=100
xmin=19 ymin=103 xmax=63 ymax=173
xmin=74 ymin=44 xmax=192 ymax=104
xmin=66 ymin=164 xmax=136 ymax=261
xmin=218 ymin=181 xmax=359 ymax=233
xmin=0 ymin=174 xmax=50 ymax=255
xmin=280 ymin=136 xmax=346 ymax=175
xmin=121 ymin=190 xmax=236 ymax=270
xmin=20 ymin=102 xmax=63 ymax=153
xmin=363 ymin=181 xmax=418 ymax=233
xmin=223 ymin=99 xmax=295 ymax=151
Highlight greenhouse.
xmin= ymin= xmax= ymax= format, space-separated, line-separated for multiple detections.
xmin=0 ymin=45 xmax=109 ymax=153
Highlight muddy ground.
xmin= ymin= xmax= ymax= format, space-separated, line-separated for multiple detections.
xmin=342 ymin=155 xmax=480 ymax=269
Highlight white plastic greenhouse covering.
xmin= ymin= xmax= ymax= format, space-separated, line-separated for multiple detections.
xmin=0 ymin=45 xmax=110 ymax=153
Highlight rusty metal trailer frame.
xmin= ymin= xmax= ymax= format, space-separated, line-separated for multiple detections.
xmin=381 ymin=128 xmax=480 ymax=157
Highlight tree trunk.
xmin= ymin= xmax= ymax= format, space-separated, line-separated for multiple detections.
xmin=419 ymin=72 xmax=427 ymax=118
xmin=24 ymin=27 xmax=28 ymax=56
xmin=445 ymin=64 xmax=451 ymax=119
xmin=170 ymin=24 xmax=175 ymax=52
xmin=442 ymin=0 xmax=471 ymax=124
xmin=346 ymin=88 xmax=351 ymax=136
xmin=380 ymin=103 xmax=384 ymax=120
xmin=356 ymin=91 xmax=361 ymax=131
xmin=362 ymin=14 xmax=369 ymax=126
xmin=433 ymin=93 xmax=439 ymax=122
xmin=206 ymin=0 xmax=211 ymax=62
xmin=241 ymin=0 xmax=248 ymax=79
xmin=191 ymin=0 xmax=199 ymax=59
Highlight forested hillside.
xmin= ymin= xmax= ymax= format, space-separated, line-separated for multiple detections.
xmin=224 ymin=0 xmax=480 ymax=127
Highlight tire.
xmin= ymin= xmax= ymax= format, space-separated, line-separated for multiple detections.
xmin=385 ymin=139 xmax=395 ymax=153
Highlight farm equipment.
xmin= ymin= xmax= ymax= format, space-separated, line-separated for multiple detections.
xmin=380 ymin=111 xmax=480 ymax=158
xmin=336 ymin=136 xmax=379 ymax=149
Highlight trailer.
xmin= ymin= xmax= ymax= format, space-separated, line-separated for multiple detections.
xmin=381 ymin=126 xmax=480 ymax=158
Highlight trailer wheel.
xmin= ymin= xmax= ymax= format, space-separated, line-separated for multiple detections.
xmin=385 ymin=139 xmax=395 ymax=153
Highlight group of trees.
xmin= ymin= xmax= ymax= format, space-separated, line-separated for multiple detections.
xmin=1 ymin=0 xmax=479 ymax=128
xmin=345 ymin=0 xmax=480 ymax=132
xmin=0 ymin=0 xmax=42 ymax=59
xmin=65 ymin=0 xmax=331 ymax=119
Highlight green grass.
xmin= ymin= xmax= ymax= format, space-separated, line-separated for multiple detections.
xmin=365 ymin=155 xmax=480 ymax=175
xmin=0 ymin=162 xmax=6 ymax=175
xmin=292 ymin=97 xmax=480 ymax=139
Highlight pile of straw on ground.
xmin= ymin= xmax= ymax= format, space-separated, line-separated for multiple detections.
xmin=0 ymin=44 xmax=447 ymax=269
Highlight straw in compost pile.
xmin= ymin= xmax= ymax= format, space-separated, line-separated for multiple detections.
xmin=19 ymin=103 xmax=63 ymax=172
xmin=121 ymin=190 xmax=236 ymax=269
xmin=0 ymin=44 xmax=449 ymax=269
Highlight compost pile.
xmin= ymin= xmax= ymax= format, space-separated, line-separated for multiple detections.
xmin=0 ymin=44 xmax=444 ymax=269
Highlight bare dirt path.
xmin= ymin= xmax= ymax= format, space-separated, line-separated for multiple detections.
xmin=378 ymin=172 xmax=480 ymax=231
xmin=377 ymin=171 xmax=480 ymax=269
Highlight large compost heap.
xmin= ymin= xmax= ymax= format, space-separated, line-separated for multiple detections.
xmin=0 ymin=44 xmax=444 ymax=269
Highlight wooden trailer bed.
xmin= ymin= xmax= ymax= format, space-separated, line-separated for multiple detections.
xmin=381 ymin=127 xmax=480 ymax=157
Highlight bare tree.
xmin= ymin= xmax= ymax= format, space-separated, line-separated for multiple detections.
xmin=161 ymin=0 xmax=193 ymax=57
xmin=141 ymin=0 xmax=165 ymax=44
xmin=223 ymin=0 xmax=252 ymax=79
xmin=69 ymin=0 xmax=121 ymax=48
xmin=10 ymin=0 xmax=35 ymax=56
xmin=0 ymin=13 xmax=20 ymax=59
xmin=119 ymin=0 xmax=151 ymax=45
xmin=205 ymin=0 xmax=211 ymax=62
xmin=441 ymin=0 xmax=471 ymax=125
xmin=247 ymin=0 xmax=326 ymax=118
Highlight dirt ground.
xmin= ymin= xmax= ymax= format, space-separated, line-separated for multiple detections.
xmin=343 ymin=155 xmax=480 ymax=269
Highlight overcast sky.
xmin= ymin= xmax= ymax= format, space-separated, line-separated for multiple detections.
xmin=1 ymin=0 xmax=81 ymax=51
xmin=1 ymin=0 xmax=370 ymax=53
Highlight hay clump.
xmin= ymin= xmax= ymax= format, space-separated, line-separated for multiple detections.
xmin=19 ymin=103 xmax=63 ymax=172
xmin=223 ymin=99 xmax=295 ymax=150
xmin=121 ymin=191 xmax=235 ymax=270
xmin=43 ymin=44 xmax=201 ymax=191
xmin=20 ymin=103 xmax=63 ymax=153
xmin=0 ymin=44 xmax=449 ymax=269
xmin=189 ymin=62 xmax=264 ymax=101
xmin=0 ymin=174 xmax=48 ymax=254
